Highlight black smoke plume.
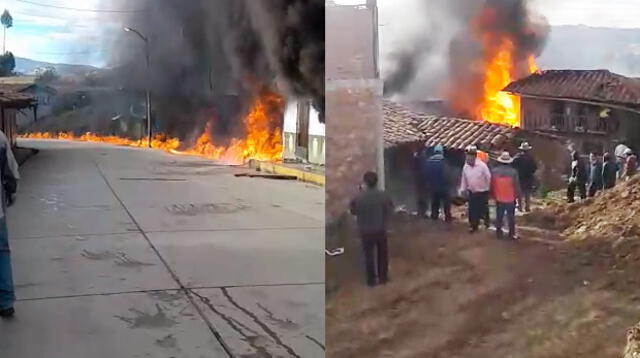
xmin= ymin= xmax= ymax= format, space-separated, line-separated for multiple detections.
xmin=382 ymin=0 xmax=548 ymax=106
xmin=107 ymin=0 xmax=324 ymax=142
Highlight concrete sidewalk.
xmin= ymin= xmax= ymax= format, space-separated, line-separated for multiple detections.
xmin=249 ymin=160 xmax=325 ymax=186
xmin=0 ymin=139 xmax=325 ymax=358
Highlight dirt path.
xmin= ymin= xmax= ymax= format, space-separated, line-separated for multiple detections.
xmin=327 ymin=214 xmax=640 ymax=358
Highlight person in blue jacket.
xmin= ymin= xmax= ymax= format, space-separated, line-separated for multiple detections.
xmin=423 ymin=144 xmax=453 ymax=222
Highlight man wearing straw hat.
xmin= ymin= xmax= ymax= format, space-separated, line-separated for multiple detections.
xmin=512 ymin=142 xmax=537 ymax=212
xmin=491 ymin=151 xmax=522 ymax=240
xmin=459 ymin=145 xmax=491 ymax=233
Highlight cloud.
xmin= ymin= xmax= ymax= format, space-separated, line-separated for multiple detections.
xmin=0 ymin=0 xmax=125 ymax=65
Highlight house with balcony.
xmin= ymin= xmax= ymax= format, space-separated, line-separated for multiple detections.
xmin=504 ymin=69 xmax=640 ymax=155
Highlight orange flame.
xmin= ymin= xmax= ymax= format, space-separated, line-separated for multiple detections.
xmin=20 ymin=91 xmax=284 ymax=165
xmin=475 ymin=39 xmax=539 ymax=127
xmin=178 ymin=90 xmax=283 ymax=163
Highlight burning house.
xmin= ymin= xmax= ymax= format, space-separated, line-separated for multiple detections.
xmin=19 ymin=0 xmax=323 ymax=166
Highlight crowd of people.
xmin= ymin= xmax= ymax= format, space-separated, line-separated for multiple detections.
xmin=348 ymin=141 xmax=638 ymax=287
xmin=413 ymin=142 xmax=538 ymax=240
xmin=567 ymin=143 xmax=637 ymax=202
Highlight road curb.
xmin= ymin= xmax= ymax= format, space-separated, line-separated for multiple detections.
xmin=248 ymin=160 xmax=325 ymax=186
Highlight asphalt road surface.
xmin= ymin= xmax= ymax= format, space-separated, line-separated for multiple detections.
xmin=0 ymin=139 xmax=324 ymax=358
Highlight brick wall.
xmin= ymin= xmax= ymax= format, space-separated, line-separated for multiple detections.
xmin=326 ymin=80 xmax=383 ymax=224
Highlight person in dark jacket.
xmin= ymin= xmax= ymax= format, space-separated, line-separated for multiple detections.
xmin=588 ymin=152 xmax=604 ymax=197
xmin=512 ymin=142 xmax=537 ymax=212
xmin=567 ymin=150 xmax=588 ymax=202
xmin=602 ymin=152 xmax=617 ymax=189
xmin=350 ymin=171 xmax=394 ymax=287
xmin=423 ymin=144 xmax=452 ymax=222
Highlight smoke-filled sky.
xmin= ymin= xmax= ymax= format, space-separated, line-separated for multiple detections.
xmin=336 ymin=0 xmax=640 ymax=29
xmin=335 ymin=0 xmax=640 ymax=100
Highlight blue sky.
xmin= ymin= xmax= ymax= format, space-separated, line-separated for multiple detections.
xmin=0 ymin=0 xmax=130 ymax=67
xmin=6 ymin=0 xmax=640 ymax=68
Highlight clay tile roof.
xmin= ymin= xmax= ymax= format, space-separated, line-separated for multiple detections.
xmin=383 ymin=100 xmax=517 ymax=150
xmin=382 ymin=100 xmax=426 ymax=147
xmin=504 ymin=69 xmax=640 ymax=107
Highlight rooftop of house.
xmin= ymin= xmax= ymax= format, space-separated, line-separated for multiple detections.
xmin=0 ymin=76 xmax=37 ymax=85
xmin=0 ymin=92 xmax=36 ymax=108
xmin=383 ymin=100 xmax=517 ymax=150
xmin=503 ymin=69 xmax=640 ymax=107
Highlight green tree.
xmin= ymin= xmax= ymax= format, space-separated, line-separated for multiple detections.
xmin=35 ymin=66 xmax=59 ymax=84
xmin=1 ymin=10 xmax=12 ymax=54
xmin=0 ymin=51 xmax=15 ymax=76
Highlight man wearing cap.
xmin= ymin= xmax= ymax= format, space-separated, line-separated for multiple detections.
xmin=423 ymin=144 xmax=453 ymax=222
xmin=491 ymin=151 xmax=522 ymax=240
xmin=512 ymin=142 xmax=537 ymax=212
xmin=459 ymin=145 xmax=491 ymax=233
xmin=615 ymin=143 xmax=631 ymax=178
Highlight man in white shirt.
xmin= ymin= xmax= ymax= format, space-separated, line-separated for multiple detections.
xmin=0 ymin=129 xmax=19 ymax=318
xmin=459 ymin=145 xmax=492 ymax=233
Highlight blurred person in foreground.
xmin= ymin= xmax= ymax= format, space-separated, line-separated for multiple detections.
xmin=512 ymin=142 xmax=537 ymax=212
xmin=491 ymin=151 xmax=522 ymax=240
xmin=0 ymin=129 xmax=19 ymax=318
xmin=350 ymin=171 xmax=393 ymax=287
xmin=459 ymin=145 xmax=491 ymax=233
xmin=423 ymin=144 xmax=453 ymax=222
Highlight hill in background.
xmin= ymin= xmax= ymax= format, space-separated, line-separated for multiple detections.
xmin=538 ymin=25 xmax=640 ymax=77
xmin=14 ymin=57 xmax=98 ymax=76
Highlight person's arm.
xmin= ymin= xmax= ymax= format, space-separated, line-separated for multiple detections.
xmin=1 ymin=135 xmax=18 ymax=205
xmin=459 ymin=166 xmax=468 ymax=194
xmin=482 ymin=162 xmax=492 ymax=188
xmin=349 ymin=197 xmax=357 ymax=216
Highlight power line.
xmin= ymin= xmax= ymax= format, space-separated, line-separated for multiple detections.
xmin=14 ymin=0 xmax=147 ymax=13
xmin=30 ymin=49 xmax=107 ymax=55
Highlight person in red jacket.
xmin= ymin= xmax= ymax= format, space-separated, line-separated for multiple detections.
xmin=491 ymin=151 xmax=522 ymax=240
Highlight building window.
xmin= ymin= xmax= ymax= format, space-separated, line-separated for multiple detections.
xmin=576 ymin=105 xmax=587 ymax=132
xmin=550 ymin=102 xmax=564 ymax=131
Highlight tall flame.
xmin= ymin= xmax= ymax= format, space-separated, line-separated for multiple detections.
xmin=20 ymin=91 xmax=284 ymax=165
xmin=462 ymin=5 xmax=542 ymax=128
xmin=475 ymin=38 xmax=539 ymax=127
xmin=179 ymin=90 xmax=283 ymax=163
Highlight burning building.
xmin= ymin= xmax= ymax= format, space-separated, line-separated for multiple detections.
xmin=444 ymin=0 xmax=548 ymax=127
xmin=21 ymin=0 xmax=325 ymax=166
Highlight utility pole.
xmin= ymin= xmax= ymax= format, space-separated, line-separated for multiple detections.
xmin=124 ymin=27 xmax=152 ymax=148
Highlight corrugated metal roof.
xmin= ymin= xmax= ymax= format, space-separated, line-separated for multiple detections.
xmin=383 ymin=100 xmax=517 ymax=150
xmin=504 ymin=69 xmax=640 ymax=106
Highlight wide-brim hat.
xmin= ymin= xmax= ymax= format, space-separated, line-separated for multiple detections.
xmin=519 ymin=142 xmax=533 ymax=150
xmin=497 ymin=151 xmax=513 ymax=164
xmin=465 ymin=145 xmax=478 ymax=154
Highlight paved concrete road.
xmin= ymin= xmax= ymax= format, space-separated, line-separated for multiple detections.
xmin=0 ymin=139 xmax=325 ymax=358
